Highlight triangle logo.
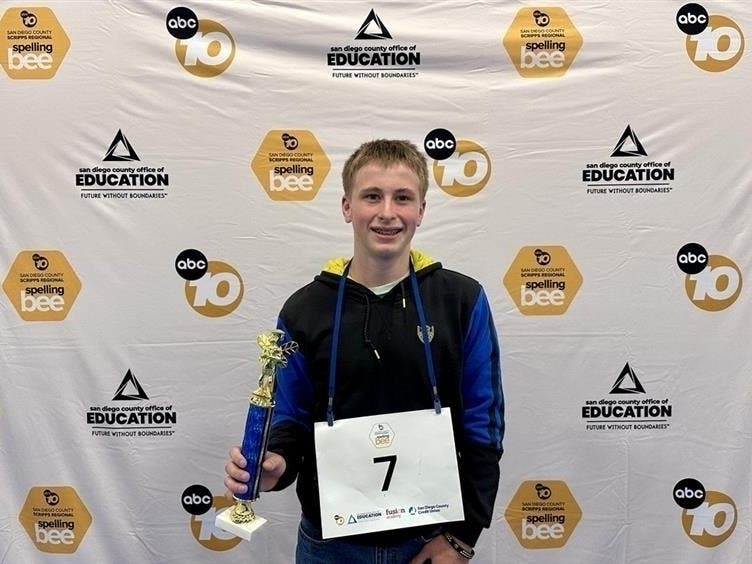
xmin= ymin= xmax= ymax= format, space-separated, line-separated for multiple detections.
xmin=104 ymin=129 xmax=140 ymax=162
xmin=355 ymin=9 xmax=392 ymax=40
xmin=112 ymin=369 xmax=149 ymax=401
xmin=610 ymin=125 xmax=647 ymax=157
xmin=610 ymin=363 xmax=646 ymax=394
xmin=348 ymin=514 xmax=357 ymax=524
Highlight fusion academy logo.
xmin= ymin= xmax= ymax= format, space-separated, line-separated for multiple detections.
xmin=327 ymin=9 xmax=422 ymax=80
xmin=2 ymin=250 xmax=81 ymax=321
xmin=86 ymin=369 xmax=177 ymax=439
xmin=673 ymin=478 xmax=737 ymax=547
xmin=168 ymin=6 xmax=235 ymax=78
xmin=76 ymin=130 xmax=171 ymax=200
xmin=176 ymin=249 xmax=244 ymax=317
xmin=502 ymin=7 xmax=582 ymax=78
xmin=0 ymin=7 xmax=70 ymax=79
xmin=424 ymin=128 xmax=492 ymax=197
xmin=581 ymin=363 xmax=673 ymax=432
xmin=504 ymin=481 xmax=582 ymax=549
xmin=676 ymin=242 xmax=741 ymax=312
xmin=676 ymin=3 xmax=744 ymax=72
xmin=18 ymin=486 xmax=92 ymax=554
xmin=582 ymin=125 xmax=675 ymax=196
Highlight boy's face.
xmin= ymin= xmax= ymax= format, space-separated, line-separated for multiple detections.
xmin=342 ymin=161 xmax=425 ymax=266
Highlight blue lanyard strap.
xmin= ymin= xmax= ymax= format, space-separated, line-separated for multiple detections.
xmin=326 ymin=262 xmax=349 ymax=426
xmin=409 ymin=262 xmax=442 ymax=414
xmin=326 ymin=259 xmax=442 ymax=427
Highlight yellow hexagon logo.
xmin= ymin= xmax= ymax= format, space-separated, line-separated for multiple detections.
xmin=503 ymin=7 xmax=582 ymax=78
xmin=505 ymin=480 xmax=582 ymax=549
xmin=0 ymin=7 xmax=70 ymax=79
xmin=19 ymin=486 xmax=92 ymax=554
xmin=3 ymin=250 xmax=82 ymax=321
xmin=251 ymin=130 xmax=331 ymax=201
xmin=503 ymin=245 xmax=582 ymax=315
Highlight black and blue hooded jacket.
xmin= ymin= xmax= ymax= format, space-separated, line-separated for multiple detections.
xmin=267 ymin=250 xmax=505 ymax=546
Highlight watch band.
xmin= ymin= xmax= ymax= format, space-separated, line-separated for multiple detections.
xmin=443 ymin=532 xmax=475 ymax=559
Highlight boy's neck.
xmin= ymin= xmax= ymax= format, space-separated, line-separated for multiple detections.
xmin=348 ymin=253 xmax=410 ymax=288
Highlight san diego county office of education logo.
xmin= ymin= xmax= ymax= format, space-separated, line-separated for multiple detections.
xmin=582 ymin=125 xmax=676 ymax=196
xmin=327 ymin=9 xmax=422 ymax=79
xmin=86 ymin=369 xmax=178 ymax=439
xmin=76 ymin=130 xmax=171 ymax=200
xmin=581 ymin=362 xmax=673 ymax=432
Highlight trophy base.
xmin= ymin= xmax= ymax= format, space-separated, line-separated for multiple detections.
xmin=215 ymin=506 xmax=267 ymax=541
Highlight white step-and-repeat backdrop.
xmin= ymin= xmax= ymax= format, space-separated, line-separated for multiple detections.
xmin=1 ymin=1 xmax=750 ymax=562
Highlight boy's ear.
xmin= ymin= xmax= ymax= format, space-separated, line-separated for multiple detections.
xmin=342 ymin=195 xmax=352 ymax=223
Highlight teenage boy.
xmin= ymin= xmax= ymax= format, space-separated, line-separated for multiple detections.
xmin=225 ymin=139 xmax=504 ymax=563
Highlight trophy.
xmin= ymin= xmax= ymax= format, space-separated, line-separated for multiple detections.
xmin=215 ymin=330 xmax=298 ymax=540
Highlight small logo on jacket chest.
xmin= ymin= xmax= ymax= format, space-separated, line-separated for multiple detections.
xmin=417 ymin=325 xmax=435 ymax=343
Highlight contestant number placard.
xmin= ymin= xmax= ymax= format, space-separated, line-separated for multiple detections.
xmin=314 ymin=408 xmax=464 ymax=538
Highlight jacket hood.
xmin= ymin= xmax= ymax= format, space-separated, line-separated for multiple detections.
xmin=321 ymin=249 xmax=436 ymax=276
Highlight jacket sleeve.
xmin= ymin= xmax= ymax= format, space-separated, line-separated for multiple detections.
xmin=266 ymin=317 xmax=314 ymax=491
xmin=446 ymin=287 xmax=505 ymax=546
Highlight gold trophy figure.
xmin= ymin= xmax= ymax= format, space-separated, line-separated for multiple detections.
xmin=215 ymin=330 xmax=298 ymax=540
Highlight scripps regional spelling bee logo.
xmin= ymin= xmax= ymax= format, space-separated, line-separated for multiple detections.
xmin=18 ymin=487 xmax=92 ymax=553
xmin=3 ymin=250 xmax=81 ymax=321
xmin=0 ymin=7 xmax=70 ymax=79
xmin=251 ymin=130 xmax=331 ymax=201
xmin=676 ymin=4 xmax=744 ymax=72
xmin=505 ymin=481 xmax=582 ymax=549
xmin=503 ymin=8 xmax=582 ymax=78
xmin=503 ymin=246 xmax=582 ymax=315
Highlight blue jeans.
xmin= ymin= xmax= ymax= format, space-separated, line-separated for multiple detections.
xmin=296 ymin=516 xmax=435 ymax=564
